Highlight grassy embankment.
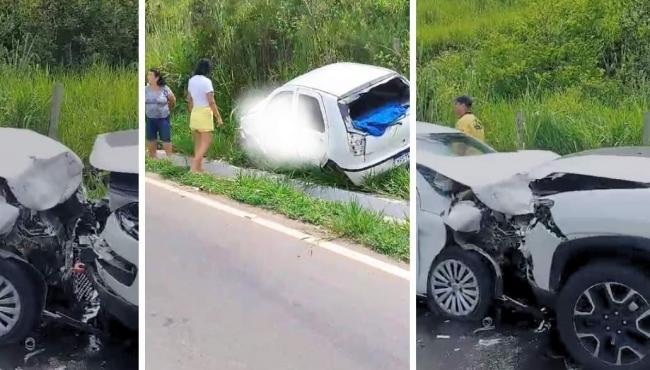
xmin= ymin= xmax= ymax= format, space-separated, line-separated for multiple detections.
xmin=147 ymin=158 xmax=409 ymax=262
xmin=417 ymin=0 xmax=650 ymax=154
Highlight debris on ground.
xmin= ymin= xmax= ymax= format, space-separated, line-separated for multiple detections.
xmin=436 ymin=335 xmax=451 ymax=339
xmin=533 ymin=320 xmax=551 ymax=333
xmin=473 ymin=316 xmax=496 ymax=334
xmin=86 ymin=335 xmax=102 ymax=354
xmin=24 ymin=338 xmax=36 ymax=352
xmin=471 ymin=335 xmax=519 ymax=369
xmin=23 ymin=348 xmax=46 ymax=363
xmin=478 ymin=338 xmax=502 ymax=347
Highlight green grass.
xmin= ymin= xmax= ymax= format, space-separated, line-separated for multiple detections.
xmin=417 ymin=0 xmax=529 ymax=60
xmin=146 ymin=0 xmax=410 ymax=198
xmin=1 ymin=63 xmax=137 ymax=198
xmin=147 ymin=158 xmax=409 ymax=262
xmin=417 ymin=0 xmax=650 ymax=154
xmin=0 ymin=64 xmax=138 ymax=161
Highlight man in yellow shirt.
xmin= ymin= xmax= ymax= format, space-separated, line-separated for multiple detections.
xmin=454 ymin=96 xmax=485 ymax=142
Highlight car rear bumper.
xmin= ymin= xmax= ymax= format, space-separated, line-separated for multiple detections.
xmin=338 ymin=147 xmax=410 ymax=185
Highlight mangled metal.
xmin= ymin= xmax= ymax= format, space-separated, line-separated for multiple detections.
xmin=418 ymin=150 xmax=560 ymax=215
xmin=420 ymin=150 xmax=650 ymax=291
xmin=0 ymin=128 xmax=83 ymax=211
xmin=0 ymin=197 xmax=19 ymax=235
xmin=0 ymin=128 xmax=139 ymax=343
xmin=443 ymin=201 xmax=482 ymax=233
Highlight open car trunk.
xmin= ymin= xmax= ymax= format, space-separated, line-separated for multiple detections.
xmin=339 ymin=76 xmax=410 ymax=160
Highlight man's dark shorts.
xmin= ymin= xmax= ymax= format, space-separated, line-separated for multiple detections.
xmin=146 ymin=116 xmax=171 ymax=143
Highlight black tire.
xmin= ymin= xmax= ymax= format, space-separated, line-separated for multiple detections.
xmin=556 ymin=262 xmax=650 ymax=370
xmin=0 ymin=258 xmax=41 ymax=346
xmin=427 ymin=247 xmax=494 ymax=321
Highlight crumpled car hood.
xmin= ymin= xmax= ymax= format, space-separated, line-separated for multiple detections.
xmin=421 ymin=149 xmax=650 ymax=216
xmin=419 ymin=150 xmax=560 ymax=214
xmin=0 ymin=128 xmax=83 ymax=210
xmin=90 ymin=130 xmax=139 ymax=174
xmin=530 ymin=155 xmax=650 ymax=184
xmin=418 ymin=150 xmax=560 ymax=189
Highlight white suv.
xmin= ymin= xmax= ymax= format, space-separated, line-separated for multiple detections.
xmin=416 ymin=121 xmax=650 ymax=370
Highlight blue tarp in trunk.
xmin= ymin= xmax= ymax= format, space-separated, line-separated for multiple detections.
xmin=352 ymin=102 xmax=408 ymax=137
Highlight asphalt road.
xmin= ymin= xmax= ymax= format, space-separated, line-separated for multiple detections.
xmin=0 ymin=323 xmax=137 ymax=369
xmin=416 ymin=302 xmax=576 ymax=370
xmin=145 ymin=178 xmax=410 ymax=370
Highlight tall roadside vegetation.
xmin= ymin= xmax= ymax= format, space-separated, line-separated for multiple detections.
xmin=146 ymin=0 xmax=409 ymax=166
xmin=417 ymin=0 xmax=650 ymax=154
xmin=0 ymin=0 xmax=138 ymax=161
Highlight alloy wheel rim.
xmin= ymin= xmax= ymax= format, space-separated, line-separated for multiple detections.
xmin=573 ymin=282 xmax=650 ymax=366
xmin=431 ymin=259 xmax=479 ymax=316
xmin=0 ymin=275 xmax=21 ymax=336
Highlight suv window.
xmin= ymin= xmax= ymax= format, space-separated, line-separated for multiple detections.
xmin=296 ymin=94 xmax=325 ymax=133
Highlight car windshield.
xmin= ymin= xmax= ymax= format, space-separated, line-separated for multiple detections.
xmin=417 ymin=133 xmax=495 ymax=157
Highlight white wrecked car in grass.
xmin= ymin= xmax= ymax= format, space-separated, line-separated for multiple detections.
xmin=239 ymin=62 xmax=410 ymax=185
xmin=0 ymin=128 xmax=138 ymax=345
xmin=416 ymin=121 xmax=650 ymax=370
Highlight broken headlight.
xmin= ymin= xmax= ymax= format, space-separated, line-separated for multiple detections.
xmin=347 ymin=132 xmax=366 ymax=156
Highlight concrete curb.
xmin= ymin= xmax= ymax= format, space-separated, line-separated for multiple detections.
xmin=157 ymin=151 xmax=409 ymax=221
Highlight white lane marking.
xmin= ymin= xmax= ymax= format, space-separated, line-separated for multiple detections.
xmin=146 ymin=176 xmax=410 ymax=280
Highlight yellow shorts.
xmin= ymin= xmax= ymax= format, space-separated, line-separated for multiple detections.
xmin=190 ymin=107 xmax=214 ymax=132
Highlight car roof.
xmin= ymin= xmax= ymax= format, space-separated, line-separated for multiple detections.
xmin=285 ymin=63 xmax=397 ymax=97
xmin=416 ymin=121 xmax=461 ymax=135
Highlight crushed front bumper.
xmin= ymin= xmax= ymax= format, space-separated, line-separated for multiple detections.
xmin=88 ymin=264 xmax=138 ymax=330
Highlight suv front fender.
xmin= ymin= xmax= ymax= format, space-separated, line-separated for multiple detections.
xmin=549 ymin=235 xmax=650 ymax=292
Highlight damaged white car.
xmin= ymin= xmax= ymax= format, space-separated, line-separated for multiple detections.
xmin=0 ymin=128 xmax=138 ymax=345
xmin=416 ymin=122 xmax=650 ymax=369
xmin=239 ymin=62 xmax=410 ymax=185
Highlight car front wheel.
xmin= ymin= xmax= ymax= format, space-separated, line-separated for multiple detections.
xmin=427 ymin=247 xmax=494 ymax=321
xmin=0 ymin=258 xmax=41 ymax=345
xmin=557 ymin=262 xmax=650 ymax=370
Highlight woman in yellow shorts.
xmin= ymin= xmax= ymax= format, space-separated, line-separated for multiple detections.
xmin=187 ymin=58 xmax=224 ymax=172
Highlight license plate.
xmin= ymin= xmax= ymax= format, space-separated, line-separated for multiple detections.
xmin=393 ymin=152 xmax=409 ymax=166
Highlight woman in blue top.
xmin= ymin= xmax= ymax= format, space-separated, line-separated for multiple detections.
xmin=145 ymin=69 xmax=176 ymax=157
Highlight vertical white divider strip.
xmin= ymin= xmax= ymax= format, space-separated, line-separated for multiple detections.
xmin=138 ymin=0 xmax=146 ymax=368
xmin=409 ymin=0 xmax=417 ymax=369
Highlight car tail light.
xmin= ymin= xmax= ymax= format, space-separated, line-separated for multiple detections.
xmin=348 ymin=133 xmax=366 ymax=156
